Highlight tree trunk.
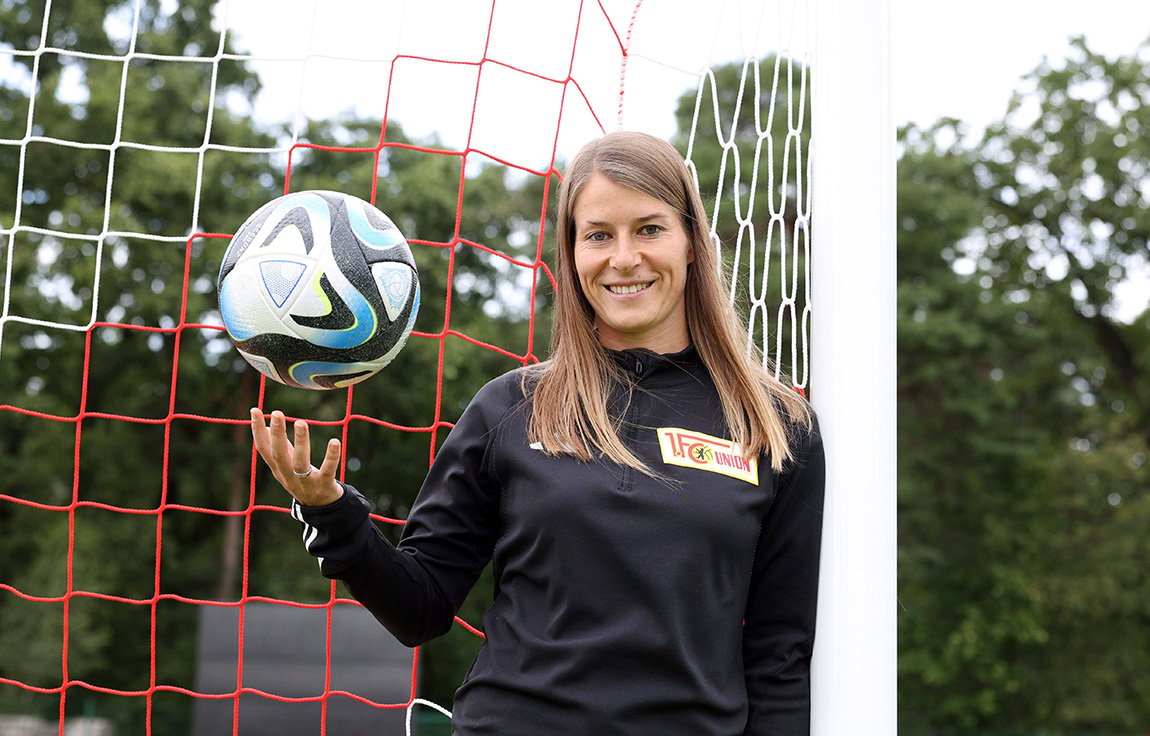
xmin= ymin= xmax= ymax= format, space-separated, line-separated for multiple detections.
xmin=215 ymin=371 xmax=255 ymax=601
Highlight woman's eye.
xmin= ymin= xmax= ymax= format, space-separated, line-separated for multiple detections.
xmin=640 ymin=224 xmax=662 ymax=235
xmin=587 ymin=231 xmax=608 ymax=242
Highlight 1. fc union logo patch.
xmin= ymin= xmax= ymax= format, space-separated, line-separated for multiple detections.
xmin=657 ymin=428 xmax=758 ymax=485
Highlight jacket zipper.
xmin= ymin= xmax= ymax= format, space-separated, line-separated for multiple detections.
xmin=618 ymin=355 xmax=646 ymax=493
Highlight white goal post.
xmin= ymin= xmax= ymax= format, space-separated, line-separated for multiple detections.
xmin=810 ymin=0 xmax=898 ymax=733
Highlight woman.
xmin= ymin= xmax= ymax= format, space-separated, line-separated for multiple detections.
xmin=251 ymin=131 xmax=825 ymax=735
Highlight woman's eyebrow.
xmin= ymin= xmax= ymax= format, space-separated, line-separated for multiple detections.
xmin=580 ymin=212 xmax=672 ymax=228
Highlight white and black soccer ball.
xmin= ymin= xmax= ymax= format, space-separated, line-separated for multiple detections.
xmin=217 ymin=190 xmax=420 ymax=390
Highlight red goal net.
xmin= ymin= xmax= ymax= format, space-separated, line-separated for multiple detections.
xmin=0 ymin=0 xmax=812 ymax=733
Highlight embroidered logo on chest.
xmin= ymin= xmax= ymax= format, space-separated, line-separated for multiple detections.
xmin=656 ymin=428 xmax=758 ymax=485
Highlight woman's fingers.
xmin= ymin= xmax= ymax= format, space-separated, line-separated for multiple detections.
xmin=318 ymin=436 xmax=341 ymax=479
xmin=269 ymin=410 xmax=293 ymax=460
xmin=250 ymin=407 xmax=295 ymax=478
xmin=293 ymin=419 xmax=313 ymax=477
xmin=313 ymin=438 xmax=345 ymax=504
xmin=250 ymin=407 xmax=273 ymax=462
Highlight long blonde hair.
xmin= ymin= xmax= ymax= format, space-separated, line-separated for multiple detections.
xmin=527 ymin=131 xmax=810 ymax=473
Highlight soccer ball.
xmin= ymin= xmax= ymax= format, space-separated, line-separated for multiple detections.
xmin=217 ymin=190 xmax=420 ymax=390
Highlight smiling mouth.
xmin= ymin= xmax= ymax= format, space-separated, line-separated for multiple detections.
xmin=606 ymin=282 xmax=653 ymax=295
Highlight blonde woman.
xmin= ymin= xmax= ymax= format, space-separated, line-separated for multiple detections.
xmin=252 ymin=131 xmax=825 ymax=735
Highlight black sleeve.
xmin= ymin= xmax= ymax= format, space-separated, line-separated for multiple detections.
xmin=292 ymin=376 xmax=513 ymax=647
xmin=742 ymin=414 xmax=826 ymax=735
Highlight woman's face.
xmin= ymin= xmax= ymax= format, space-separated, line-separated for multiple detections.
xmin=572 ymin=173 xmax=694 ymax=354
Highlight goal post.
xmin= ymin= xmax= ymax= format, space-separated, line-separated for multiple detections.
xmin=810 ymin=0 xmax=898 ymax=732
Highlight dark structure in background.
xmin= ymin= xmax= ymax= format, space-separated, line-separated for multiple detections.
xmin=192 ymin=602 xmax=416 ymax=735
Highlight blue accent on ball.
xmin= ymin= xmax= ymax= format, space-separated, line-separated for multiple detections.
xmin=289 ymin=361 xmax=368 ymax=390
xmin=260 ymin=260 xmax=308 ymax=308
xmin=407 ymin=283 xmax=420 ymax=333
xmin=293 ymin=277 xmax=378 ymax=350
xmin=346 ymin=199 xmax=406 ymax=250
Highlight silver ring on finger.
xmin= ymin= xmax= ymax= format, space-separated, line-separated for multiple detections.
xmin=293 ymin=467 xmax=313 ymax=478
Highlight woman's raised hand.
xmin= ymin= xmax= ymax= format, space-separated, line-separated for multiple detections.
xmin=250 ymin=408 xmax=344 ymax=507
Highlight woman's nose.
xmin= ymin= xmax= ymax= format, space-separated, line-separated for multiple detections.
xmin=609 ymin=236 xmax=642 ymax=270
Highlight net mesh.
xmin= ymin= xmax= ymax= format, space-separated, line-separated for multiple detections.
xmin=0 ymin=0 xmax=811 ymax=732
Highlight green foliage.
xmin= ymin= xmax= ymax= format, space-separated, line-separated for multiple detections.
xmin=974 ymin=36 xmax=1150 ymax=444
xmin=897 ymin=38 xmax=1150 ymax=732
xmin=898 ymin=121 xmax=1059 ymax=726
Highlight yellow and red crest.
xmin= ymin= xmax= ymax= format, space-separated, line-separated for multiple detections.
xmin=657 ymin=428 xmax=758 ymax=485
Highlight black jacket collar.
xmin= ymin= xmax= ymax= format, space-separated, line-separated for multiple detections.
xmin=606 ymin=344 xmax=708 ymax=386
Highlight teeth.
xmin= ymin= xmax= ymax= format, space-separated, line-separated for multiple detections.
xmin=608 ymin=283 xmax=651 ymax=295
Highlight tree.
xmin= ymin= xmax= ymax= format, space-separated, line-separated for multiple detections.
xmin=897 ymin=120 xmax=1062 ymax=728
xmin=896 ymin=37 xmax=1150 ymax=732
xmin=975 ymin=37 xmax=1150 ymax=448
xmin=966 ymin=37 xmax=1150 ymax=730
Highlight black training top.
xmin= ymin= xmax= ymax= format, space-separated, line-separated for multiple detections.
xmin=292 ymin=345 xmax=825 ymax=736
